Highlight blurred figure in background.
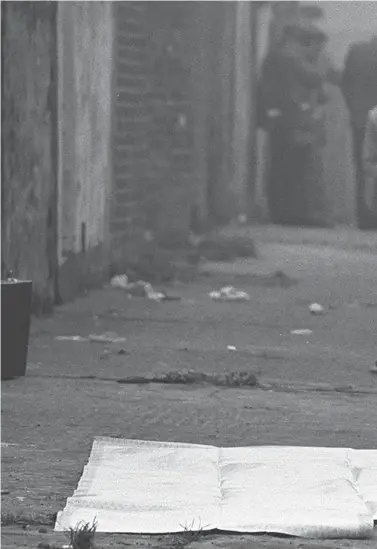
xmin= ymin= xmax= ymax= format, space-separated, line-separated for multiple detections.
xmin=298 ymin=23 xmax=331 ymax=227
xmin=298 ymin=4 xmax=343 ymax=227
xmin=341 ymin=35 xmax=377 ymax=230
xmin=258 ymin=23 xmax=328 ymax=226
xmin=362 ymin=105 xmax=377 ymax=215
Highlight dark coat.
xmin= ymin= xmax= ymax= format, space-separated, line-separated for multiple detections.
xmin=258 ymin=48 xmax=326 ymax=143
xmin=260 ymin=48 xmax=322 ymax=109
xmin=341 ymin=38 xmax=377 ymax=129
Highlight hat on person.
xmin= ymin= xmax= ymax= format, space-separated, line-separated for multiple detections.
xmin=282 ymin=21 xmax=328 ymax=46
xmin=271 ymin=1 xmax=299 ymax=12
xmin=299 ymin=4 xmax=324 ymax=20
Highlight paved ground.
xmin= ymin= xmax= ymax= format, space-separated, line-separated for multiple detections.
xmin=2 ymin=226 xmax=377 ymax=548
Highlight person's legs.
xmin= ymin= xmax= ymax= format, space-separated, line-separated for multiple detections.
xmin=352 ymin=126 xmax=367 ymax=227
xmin=267 ymin=130 xmax=287 ymax=224
xmin=269 ymin=129 xmax=322 ymax=226
xmin=352 ymin=125 xmax=377 ymax=229
xmin=268 ymin=127 xmax=309 ymax=225
xmin=302 ymin=145 xmax=331 ymax=227
xmin=281 ymin=142 xmax=312 ymax=226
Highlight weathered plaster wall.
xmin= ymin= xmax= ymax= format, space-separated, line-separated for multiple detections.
xmin=1 ymin=2 xmax=57 ymax=312
xmin=57 ymin=1 xmax=113 ymax=301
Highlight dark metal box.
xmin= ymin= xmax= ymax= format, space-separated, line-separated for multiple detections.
xmin=1 ymin=280 xmax=32 ymax=380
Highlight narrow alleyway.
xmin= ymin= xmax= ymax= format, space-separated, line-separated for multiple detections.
xmin=2 ymin=228 xmax=377 ymax=548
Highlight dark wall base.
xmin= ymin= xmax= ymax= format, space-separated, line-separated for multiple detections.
xmin=57 ymin=243 xmax=110 ymax=304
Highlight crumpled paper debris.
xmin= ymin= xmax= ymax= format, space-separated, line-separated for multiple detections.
xmin=209 ymin=286 xmax=250 ymax=302
xmin=309 ymin=303 xmax=325 ymax=315
xmin=56 ymin=336 xmax=88 ymax=342
xmin=110 ymin=274 xmax=129 ymax=289
xmin=110 ymin=275 xmax=167 ymax=302
xmin=143 ymin=283 xmax=167 ymax=302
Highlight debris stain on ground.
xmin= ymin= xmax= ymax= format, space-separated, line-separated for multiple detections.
xmin=55 ymin=333 xmax=127 ymax=344
xmin=116 ymin=370 xmax=258 ymax=388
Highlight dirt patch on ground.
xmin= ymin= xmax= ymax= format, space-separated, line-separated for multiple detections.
xmin=2 ymin=526 xmax=376 ymax=549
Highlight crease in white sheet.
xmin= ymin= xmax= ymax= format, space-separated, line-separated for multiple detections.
xmin=349 ymin=449 xmax=377 ymax=519
xmin=55 ymin=438 xmax=377 ymax=538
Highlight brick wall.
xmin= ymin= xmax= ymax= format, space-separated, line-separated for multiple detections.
xmin=144 ymin=2 xmax=196 ymax=246
xmin=110 ymin=1 xmax=201 ymax=275
xmin=1 ymin=2 xmax=58 ymax=313
xmin=111 ymin=1 xmax=150 ymax=271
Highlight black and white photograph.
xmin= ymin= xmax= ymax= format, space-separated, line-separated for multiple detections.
xmin=1 ymin=2 xmax=377 ymax=548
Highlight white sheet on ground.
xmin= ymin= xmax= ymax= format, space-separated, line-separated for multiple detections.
xmin=55 ymin=438 xmax=377 ymax=538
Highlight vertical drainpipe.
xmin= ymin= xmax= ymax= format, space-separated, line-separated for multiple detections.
xmin=1 ymin=2 xmax=6 ymax=277
xmin=233 ymin=0 xmax=252 ymax=220
xmin=109 ymin=3 xmax=118 ymax=271
xmin=246 ymin=2 xmax=258 ymax=223
xmin=56 ymin=2 xmax=63 ymax=269
xmin=49 ymin=0 xmax=60 ymax=305
xmin=104 ymin=1 xmax=115 ymax=277
xmin=55 ymin=1 xmax=64 ymax=303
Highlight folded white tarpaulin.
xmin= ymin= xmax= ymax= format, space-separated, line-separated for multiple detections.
xmin=55 ymin=438 xmax=377 ymax=538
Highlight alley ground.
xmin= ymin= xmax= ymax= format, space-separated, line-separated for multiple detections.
xmin=2 ymin=226 xmax=377 ymax=549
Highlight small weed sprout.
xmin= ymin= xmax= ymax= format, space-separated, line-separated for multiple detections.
xmin=179 ymin=517 xmax=210 ymax=542
xmin=65 ymin=519 xmax=97 ymax=549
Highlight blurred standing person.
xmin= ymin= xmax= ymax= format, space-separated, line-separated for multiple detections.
xmin=363 ymin=106 xmax=377 ymax=215
xmin=258 ymin=23 xmax=328 ymax=225
xmin=299 ymin=24 xmax=331 ymax=227
xmin=341 ymin=36 xmax=377 ymax=230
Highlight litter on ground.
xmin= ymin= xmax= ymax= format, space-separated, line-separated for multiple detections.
xmin=291 ymin=329 xmax=313 ymax=335
xmin=110 ymin=275 xmax=171 ymax=302
xmin=309 ymin=302 xmax=325 ymax=315
xmin=110 ymin=274 xmax=129 ymax=289
xmin=209 ymin=286 xmax=250 ymax=302
xmin=88 ymin=332 xmax=127 ymax=344
xmin=55 ymin=336 xmax=88 ymax=342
